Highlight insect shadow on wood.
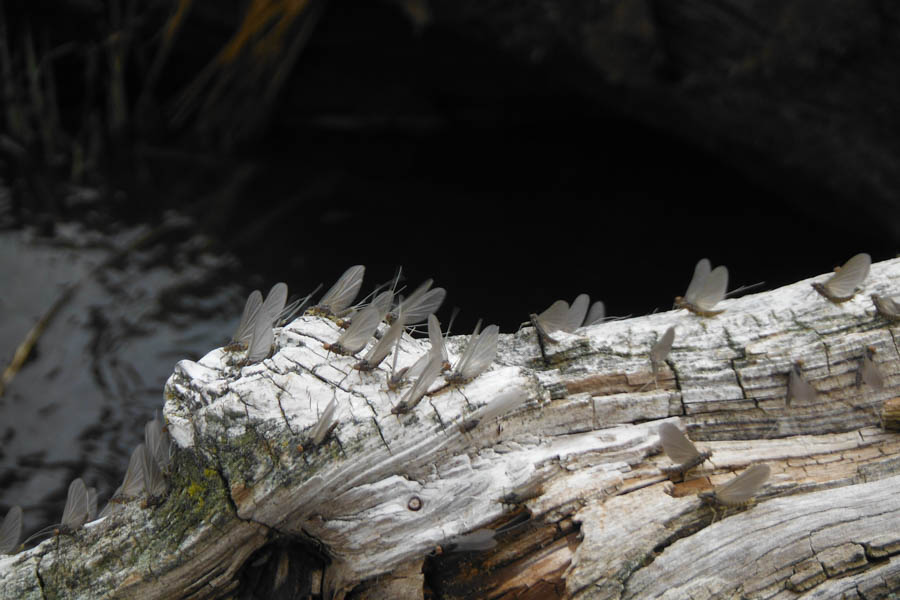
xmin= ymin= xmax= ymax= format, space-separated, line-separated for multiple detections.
xmin=674 ymin=258 xmax=728 ymax=317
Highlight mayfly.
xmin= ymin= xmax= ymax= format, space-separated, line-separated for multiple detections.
xmin=698 ymin=464 xmax=770 ymax=508
xmin=871 ymin=294 xmax=900 ymax=321
xmin=428 ymin=314 xmax=450 ymax=371
xmin=787 ymin=361 xmax=816 ymax=406
xmin=308 ymin=397 xmax=338 ymax=446
xmin=0 ymin=505 xmax=22 ymax=554
xmin=143 ymin=416 xmax=172 ymax=501
xmin=458 ymin=389 xmax=526 ymax=433
xmin=658 ymin=422 xmax=711 ymax=479
xmin=392 ymin=352 xmax=443 ymax=415
xmin=386 ymin=279 xmax=446 ymax=325
xmin=230 ymin=290 xmax=263 ymax=347
xmin=356 ymin=313 xmax=407 ymax=371
xmin=675 ymin=258 xmax=729 ymax=316
xmin=446 ymin=323 xmax=499 ymax=385
xmin=583 ymin=300 xmax=606 ymax=327
xmin=59 ymin=478 xmax=91 ymax=534
xmin=102 ymin=444 xmax=147 ymax=516
xmin=325 ymin=290 xmax=393 ymax=355
xmin=811 ymin=253 xmax=871 ymax=303
xmin=242 ymin=282 xmax=289 ymax=362
xmin=649 ymin=326 xmax=676 ymax=387
xmin=857 ymin=346 xmax=885 ymax=391
xmin=312 ymin=265 xmax=366 ymax=317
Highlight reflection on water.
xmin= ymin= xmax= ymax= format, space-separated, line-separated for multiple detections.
xmin=0 ymin=219 xmax=244 ymax=537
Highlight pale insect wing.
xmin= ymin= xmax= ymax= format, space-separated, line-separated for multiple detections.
xmin=449 ymin=528 xmax=497 ymax=552
xmin=120 ymin=444 xmax=147 ymax=498
xmin=428 ymin=314 xmax=448 ymax=364
xmin=260 ymin=282 xmax=289 ymax=328
xmin=389 ymin=279 xmax=432 ymax=321
xmin=714 ymin=464 xmax=770 ymax=505
xmin=583 ymin=301 xmax=605 ymax=327
xmin=458 ymin=325 xmax=499 ymax=380
xmin=232 ymin=290 xmax=263 ymax=344
xmin=0 ymin=506 xmax=22 ymax=553
xmin=473 ymin=389 xmax=526 ymax=423
xmin=87 ymin=487 xmax=98 ymax=521
xmin=402 ymin=288 xmax=446 ymax=325
xmin=372 ymin=290 xmax=395 ymax=318
xmin=310 ymin=397 xmax=338 ymax=445
xmin=535 ymin=300 xmax=570 ymax=334
xmin=61 ymin=478 xmax=89 ymax=530
xmin=451 ymin=321 xmax=482 ymax=376
xmin=862 ymin=354 xmax=885 ymax=390
xmin=337 ymin=301 xmax=386 ymax=354
xmin=401 ymin=354 xmax=443 ymax=407
xmin=825 ymin=253 xmax=871 ymax=298
xmin=565 ymin=294 xmax=590 ymax=332
xmin=658 ymin=422 xmax=701 ymax=465
xmin=145 ymin=416 xmax=172 ymax=471
xmin=694 ymin=265 xmax=728 ymax=311
xmin=247 ymin=313 xmax=275 ymax=362
xmin=364 ymin=315 xmax=407 ymax=366
xmin=650 ymin=326 xmax=676 ymax=365
xmin=142 ymin=437 xmax=167 ymax=497
xmin=319 ymin=265 xmax=365 ymax=314
xmin=683 ymin=258 xmax=712 ymax=303
xmin=405 ymin=352 xmax=431 ymax=381
xmin=788 ymin=365 xmax=816 ymax=406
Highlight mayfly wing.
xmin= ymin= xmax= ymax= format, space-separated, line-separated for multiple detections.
xmin=860 ymin=348 xmax=885 ymax=390
xmin=396 ymin=353 xmax=443 ymax=412
xmin=142 ymin=439 xmax=167 ymax=498
xmin=318 ymin=265 xmax=365 ymax=316
xmin=650 ymin=326 xmax=676 ymax=366
xmin=534 ymin=300 xmax=569 ymax=335
xmin=334 ymin=291 xmax=393 ymax=354
xmin=145 ymin=415 xmax=172 ymax=471
xmin=428 ymin=314 xmax=449 ymax=365
xmin=279 ymin=282 xmax=324 ymax=326
xmin=824 ymin=253 xmax=871 ymax=298
xmin=232 ymin=290 xmax=263 ymax=345
xmin=470 ymin=389 xmax=526 ymax=425
xmin=61 ymin=478 xmax=90 ymax=532
xmin=362 ymin=315 xmax=407 ymax=368
xmin=260 ymin=282 xmax=289 ymax=329
xmin=118 ymin=444 xmax=147 ymax=499
xmin=453 ymin=324 xmax=499 ymax=381
xmin=683 ymin=258 xmax=712 ymax=304
xmin=694 ymin=265 xmax=728 ymax=311
xmin=712 ymin=464 xmax=771 ymax=506
xmin=565 ymin=294 xmax=590 ymax=332
xmin=389 ymin=279 xmax=432 ymax=322
xmin=787 ymin=363 xmax=816 ymax=406
xmin=0 ymin=506 xmax=22 ymax=553
xmin=400 ymin=288 xmax=446 ymax=325
xmin=310 ymin=397 xmax=338 ymax=445
xmin=658 ymin=422 xmax=701 ymax=465
xmin=583 ymin=301 xmax=605 ymax=327
xmin=447 ymin=528 xmax=497 ymax=552
xmin=247 ymin=311 xmax=275 ymax=363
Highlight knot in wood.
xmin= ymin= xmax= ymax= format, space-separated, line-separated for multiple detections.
xmin=407 ymin=496 xmax=423 ymax=511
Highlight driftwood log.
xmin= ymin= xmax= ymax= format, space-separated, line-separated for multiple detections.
xmin=2 ymin=258 xmax=900 ymax=599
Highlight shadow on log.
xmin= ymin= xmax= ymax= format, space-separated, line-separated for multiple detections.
xmin=2 ymin=259 xmax=900 ymax=598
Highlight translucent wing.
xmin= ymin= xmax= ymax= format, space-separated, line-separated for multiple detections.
xmin=87 ymin=487 xmax=98 ymax=521
xmin=713 ymin=464 xmax=770 ymax=505
xmin=389 ymin=279 xmax=435 ymax=324
xmin=0 ymin=506 xmax=22 ymax=554
xmin=400 ymin=288 xmax=446 ymax=325
xmin=448 ymin=528 xmax=497 ymax=552
xmin=650 ymin=327 xmax=676 ymax=366
xmin=334 ymin=291 xmax=393 ymax=354
xmin=232 ymin=290 xmax=263 ymax=345
xmin=692 ymin=265 xmax=728 ymax=311
xmin=260 ymin=282 xmax=289 ymax=328
xmin=824 ymin=253 xmax=871 ymax=298
xmin=787 ymin=363 xmax=816 ymax=406
xmin=861 ymin=351 xmax=885 ymax=390
xmin=362 ymin=315 xmax=407 ymax=368
xmin=583 ymin=301 xmax=605 ymax=327
xmin=468 ymin=389 xmax=526 ymax=426
xmin=318 ymin=265 xmax=365 ymax=315
xmin=118 ymin=444 xmax=147 ymax=499
xmin=565 ymin=294 xmax=590 ymax=332
xmin=310 ymin=397 xmax=338 ymax=445
xmin=428 ymin=314 xmax=449 ymax=365
xmin=145 ymin=415 xmax=172 ymax=471
xmin=247 ymin=312 xmax=275 ymax=363
xmin=658 ymin=422 xmax=700 ymax=465
xmin=872 ymin=294 xmax=900 ymax=319
xmin=683 ymin=259 xmax=712 ymax=303
xmin=396 ymin=353 xmax=443 ymax=412
xmin=534 ymin=300 xmax=570 ymax=335
xmin=61 ymin=478 xmax=90 ymax=531
xmin=452 ymin=324 xmax=499 ymax=381
xmin=142 ymin=441 xmax=167 ymax=498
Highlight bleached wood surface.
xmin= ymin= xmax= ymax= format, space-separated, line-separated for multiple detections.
xmin=2 ymin=259 xmax=900 ymax=599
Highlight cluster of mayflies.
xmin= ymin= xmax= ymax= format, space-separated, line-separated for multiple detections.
xmin=3 ymin=251 xmax=895 ymax=556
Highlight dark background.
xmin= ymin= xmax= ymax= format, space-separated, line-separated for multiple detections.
xmin=0 ymin=0 xmax=897 ymax=537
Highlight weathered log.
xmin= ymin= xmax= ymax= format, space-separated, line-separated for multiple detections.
xmin=2 ymin=258 xmax=900 ymax=599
